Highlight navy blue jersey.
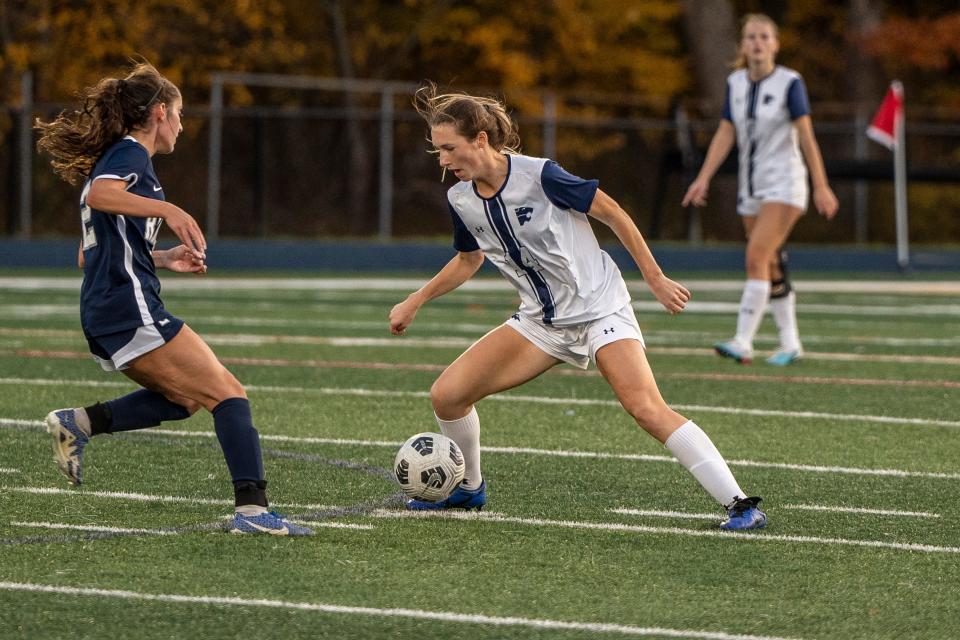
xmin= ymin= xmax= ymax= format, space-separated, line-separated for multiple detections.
xmin=79 ymin=136 xmax=167 ymax=337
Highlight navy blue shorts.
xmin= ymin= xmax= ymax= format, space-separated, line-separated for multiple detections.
xmin=85 ymin=314 xmax=184 ymax=371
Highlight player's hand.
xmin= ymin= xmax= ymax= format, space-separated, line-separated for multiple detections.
xmin=648 ymin=273 xmax=690 ymax=315
xmin=681 ymin=178 xmax=710 ymax=208
xmin=389 ymin=297 xmax=421 ymax=335
xmin=161 ymin=205 xmax=207 ymax=258
xmin=813 ymin=185 xmax=839 ymax=221
xmin=159 ymin=245 xmax=207 ymax=274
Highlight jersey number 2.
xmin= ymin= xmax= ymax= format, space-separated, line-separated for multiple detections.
xmin=80 ymin=181 xmax=97 ymax=250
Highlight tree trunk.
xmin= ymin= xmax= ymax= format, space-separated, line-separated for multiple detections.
xmin=327 ymin=0 xmax=372 ymax=235
xmin=681 ymin=0 xmax=738 ymax=114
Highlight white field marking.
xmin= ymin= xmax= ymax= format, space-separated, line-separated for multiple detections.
xmin=0 ymin=582 xmax=803 ymax=640
xmin=5 ymin=414 xmax=956 ymax=481
xmin=2 ymin=486 xmax=333 ymax=511
xmin=375 ymin=510 xmax=960 ymax=555
xmin=3 ymin=408 xmax=957 ymax=485
xmin=5 ymin=293 xmax=960 ymax=320
xmin=7 ymin=324 xmax=960 ymax=349
xmin=8 ymin=332 xmax=960 ymax=367
xmin=3 ymin=376 xmax=960 ymax=430
xmin=11 ymin=521 xmax=176 ymax=535
xmin=781 ymin=504 xmax=941 ymax=518
xmin=0 ymin=468 xmax=18 ymax=474
xmin=4 ymin=275 xmax=960 ymax=295
xmin=290 ymin=521 xmax=374 ymax=530
xmin=611 ymin=508 xmax=717 ymax=520
xmin=632 ymin=300 xmax=960 ymax=317
xmin=613 ymin=505 xmax=941 ymax=520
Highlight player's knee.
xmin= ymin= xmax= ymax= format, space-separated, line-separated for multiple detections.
xmin=622 ymin=394 xmax=666 ymax=428
xmin=429 ymin=378 xmax=468 ymax=417
xmin=770 ymin=248 xmax=792 ymax=298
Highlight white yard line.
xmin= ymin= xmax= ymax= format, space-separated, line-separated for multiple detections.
xmin=612 ymin=505 xmax=941 ymax=520
xmin=2 ymin=486 xmax=333 ymax=511
xmin=3 ymin=276 xmax=960 ymax=295
xmin=11 ymin=521 xmax=176 ymax=535
xmin=780 ymin=504 xmax=940 ymax=518
xmin=3 ymin=416 xmax=958 ymax=481
xmin=0 ymin=468 xmax=17 ymax=474
xmin=0 ymin=581 xmax=803 ymax=640
xmin=375 ymin=510 xmax=960 ymax=555
xmin=3 ymin=377 xmax=959 ymax=430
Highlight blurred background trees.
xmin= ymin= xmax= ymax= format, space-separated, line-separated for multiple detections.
xmin=1 ymin=0 xmax=957 ymax=241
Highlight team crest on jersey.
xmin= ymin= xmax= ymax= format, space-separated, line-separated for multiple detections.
xmin=515 ymin=207 xmax=533 ymax=225
xmin=763 ymin=94 xmax=775 ymax=105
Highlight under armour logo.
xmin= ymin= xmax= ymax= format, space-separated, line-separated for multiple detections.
xmin=603 ymin=327 xmax=615 ymax=335
xmin=474 ymin=226 xmax=485 ymax=234
xmin=515 ymin=207 xmax=533 ymax=225
xmin=511 ymin=313 xmax=520 ymax=321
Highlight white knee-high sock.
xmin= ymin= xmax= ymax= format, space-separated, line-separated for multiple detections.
xmin=769 ymin=291 xmax=801 ymax=351
xmin=436 ymin=407 xmax=482 ymax=490
xmin=734 ymin=279 xmax=771 ymax=349
xmin=664 ymin=420 xmax=745 ymax=508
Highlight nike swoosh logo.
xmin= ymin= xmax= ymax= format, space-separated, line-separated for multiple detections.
xmin=245 ymin=520 xmax=288 ymax=535
xmin=153 ymin=185 xmax=163 ymax=191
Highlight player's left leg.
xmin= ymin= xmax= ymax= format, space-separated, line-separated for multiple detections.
xmin=595 ymin=339 xmax=765 ymax=530
xmin=408 ymin=324 xmax=560 ymax=511
xmin=721 ymin=203 xmax=802 ymax=363
xmin=767 ymin=246 xmax=803 ymax=365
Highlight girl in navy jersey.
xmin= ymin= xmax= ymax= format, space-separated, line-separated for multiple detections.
xmin=35 ymin=62 xmax=310 ymax=535
xmin=682 ymin=13 xmax=839 ymax=366
xmin=389 ymin=84 xmax=766 ymax=530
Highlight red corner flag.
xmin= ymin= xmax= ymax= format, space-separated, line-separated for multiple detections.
xmin=866 ymin=81 xmax=903 ymax=150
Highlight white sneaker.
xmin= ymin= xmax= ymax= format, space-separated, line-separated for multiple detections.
xmin=766 ymin=347 xmax=804 ymax=366
xmin=713 ymin=339 xmax=753 ymax=364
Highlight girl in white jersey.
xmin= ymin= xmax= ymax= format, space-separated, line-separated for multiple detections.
xmin=389 ymin=84 xmax=766 ymax=530
xmin=682 ymin=14 xmax=839 ymax=366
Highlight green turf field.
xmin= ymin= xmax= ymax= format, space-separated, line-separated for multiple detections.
xmin=1 ymin=273 xmax=958 ymax=640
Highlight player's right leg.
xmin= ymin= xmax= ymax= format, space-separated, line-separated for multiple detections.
xmin=80 ymin=324 xmax=308 ymax=535
xmin=406 ymin=324 xmax=560 ymax=511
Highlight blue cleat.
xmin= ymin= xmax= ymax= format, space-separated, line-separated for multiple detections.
xmin=714 ymin=340 xmax=753 ymax=364
xmin=46 ymin=409 xmax=89 ymax=485
xmin=230 ymin=510 xmax=314 ymax=536
xmin=766 ymin=348 xmax=803 ymax=366
xmin=406 ymin=481 xmax=487 ymax=511
xmin=720 ymin=496 xmax=767 ymax=531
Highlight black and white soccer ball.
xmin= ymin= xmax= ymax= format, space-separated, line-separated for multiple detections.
xmin=393 ymin=432 xmax=465 ymax=502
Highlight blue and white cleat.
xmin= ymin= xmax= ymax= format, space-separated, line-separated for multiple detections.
xmin=46 ymin=409 xmax=89 ymax=485
xmin=406 ymin=481 xmax=487 ymax=511
xmin=714 ymin=340 xmax=753 ymax=364
xmin=230 ymin=511 xmax=314 ymax=536
xmin=720 ymin=496 xmax=767 ymax=531
xmin=766 ymin=348 xmax=803 ymax=366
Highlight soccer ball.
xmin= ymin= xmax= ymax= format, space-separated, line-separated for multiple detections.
xmin=393 ymin=432 xmax=465 ymax=502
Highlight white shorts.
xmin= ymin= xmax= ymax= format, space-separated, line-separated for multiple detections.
xmin=505 ymin=303 xmax=645 ymax=370
xmin=737 ymin=188 xmax=808 ymax=216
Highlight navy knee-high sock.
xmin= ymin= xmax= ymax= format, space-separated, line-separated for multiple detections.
xmin=89 ymin=389 xmax=191 ymax=435
xmin=212 ymin=397 xmax=267 ymax=507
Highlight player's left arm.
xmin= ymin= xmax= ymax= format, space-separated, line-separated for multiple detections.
xmin=152 ymin=245 xmax=207 ymax=274
xmin=794 ymin=115 xmax=839 ymax=220
xmin=586 ymin=189 xmax=690 ymax=314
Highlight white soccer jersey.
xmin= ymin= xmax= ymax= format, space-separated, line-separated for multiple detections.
xmin=446 ymin=154 xmax=630 ymax=326
xmin=723 ymin=66 xmax=811 ymax=208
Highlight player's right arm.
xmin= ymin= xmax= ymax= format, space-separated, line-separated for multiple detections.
xmin=681 ymin=119 xmax=736 ymax=208
xmin=86 ymin=179 xmax=206 ymax=255
xmin=389 ymin=249 xmax=485 ymax=335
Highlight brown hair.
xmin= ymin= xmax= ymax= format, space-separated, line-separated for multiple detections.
xmin=413 ymin=82 xmax=520 ymax=153
xmin=733 ymin=13 xmax=779 ymax=69
xmin=35 ymin=62 xmax=180 ymax=184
